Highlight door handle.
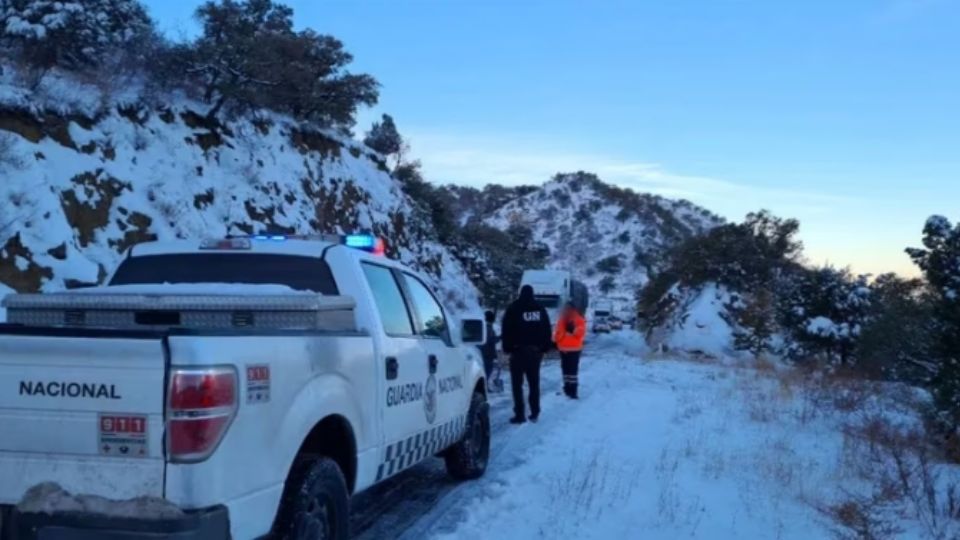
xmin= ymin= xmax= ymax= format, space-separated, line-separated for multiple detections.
xmin=386 ymin=357 xmax=399 ymax=380
xmin=428 ymin=354 xmax=438 ymax=374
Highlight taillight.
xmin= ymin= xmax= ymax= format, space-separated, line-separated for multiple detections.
xmin=166 ymin=367 xmax=237 ymax=463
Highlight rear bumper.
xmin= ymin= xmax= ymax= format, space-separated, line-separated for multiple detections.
xmin=1 ymin=504 xmax=229 ymax=540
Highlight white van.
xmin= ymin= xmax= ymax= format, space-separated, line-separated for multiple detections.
xmin=518 ymin=270 xmax=588 ymax=324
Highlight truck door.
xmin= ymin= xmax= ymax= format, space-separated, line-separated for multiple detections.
xmin=398 ymin=273 xmax=466 ymax=432
xmin=360 ymin=264 xmax=430 ymax=480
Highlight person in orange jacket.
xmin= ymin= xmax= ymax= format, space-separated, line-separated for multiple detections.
xmin=554 ymin=302 xmax=586 ymax=399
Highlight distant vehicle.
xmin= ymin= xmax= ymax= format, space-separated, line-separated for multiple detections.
xmin=519 ymin=270 xmax=588 ymax=323
xmin=593 ymin=299 xmax=614 ymax=332
xmin=608 ymin=317 xmax=624 ymax=331
xmin=0 ymin=234 xmax=490 ymax=540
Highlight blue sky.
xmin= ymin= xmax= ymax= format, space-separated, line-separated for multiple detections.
xmin=145 ymin=0 xmax=960 ymax=277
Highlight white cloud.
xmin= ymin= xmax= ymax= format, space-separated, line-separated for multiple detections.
xmin=406 ymin=129 xmax=849 ymax=222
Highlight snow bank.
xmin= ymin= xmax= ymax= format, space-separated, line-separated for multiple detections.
xmin=431 ymin=352 xmax=960 ymax=540
xmin=805 ymin=315 xmax=857 ymax=339
xmin=17 ymin=482 xmax=183 ymax=520
xmin=661 ymin=283 xmax=735 ymax=358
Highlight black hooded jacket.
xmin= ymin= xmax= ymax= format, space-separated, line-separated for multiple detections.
xmin=501 ymin=285 xmax=553 ymax=354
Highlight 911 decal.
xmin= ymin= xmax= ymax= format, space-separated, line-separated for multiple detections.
xmin=246 ymin=365 xmax=271 ymax=404
xmin=98 ymin=413 xmax=148 ymax=458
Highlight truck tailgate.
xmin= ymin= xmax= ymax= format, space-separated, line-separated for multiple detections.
xmin=0 ymin=328 xmax=167 ymax=504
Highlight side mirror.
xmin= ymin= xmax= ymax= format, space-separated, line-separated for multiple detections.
xmin=461 ymin=319 xmax=486 ymax=344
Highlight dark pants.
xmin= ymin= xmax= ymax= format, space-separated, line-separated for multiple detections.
xmin=509 ymin=349 xmax=542 ymax=418
xmin=561 ymin=350 xmax=582 ymax=397
xmin=482 ymin=355 xmax=495 ymax=381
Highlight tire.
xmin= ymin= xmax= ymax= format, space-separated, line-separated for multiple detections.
xmin=445 ymin=391 xmax=490 ymax=480
xmin=274 ymin=457 xmax=350 ymax=540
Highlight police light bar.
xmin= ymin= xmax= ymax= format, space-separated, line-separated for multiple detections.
xmin=245 ymin=233 xmax=386 ymax=255
xmin=344 ymin=235 xmax=386 ymax=255
xmin=200 ymin=238 xmax=252 ymax=250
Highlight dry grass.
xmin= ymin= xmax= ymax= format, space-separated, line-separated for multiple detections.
xmin=721 ymin=355 xmax=960 ymax=539
xmin=835 ymin=412 xmax=960 ymax=539
xmin=539 ymin=448 xmax=644 ymax=538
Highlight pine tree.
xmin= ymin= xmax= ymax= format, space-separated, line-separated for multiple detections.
xmin=907 ymin=215 xmax=960 ymax=428
xmin=183 ymin=0 xmax=377 ymax=123
xmin=0 ymin=0 xmax=153 ymax=70
xmin=730 ymin=288 xmax=777 ymax=356
xmin=599 ymin=275 xmax=616 ymax=294
xmin=363 ymin=114 xmax=403 ymax=164
xmin=778 ymin=266 xmax=871 ymax=365
xmin=858 ymin=273 xmax=937 ymax=382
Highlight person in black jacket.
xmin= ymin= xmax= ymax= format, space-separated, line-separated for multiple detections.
xmin=501 ymin=285 xmax=552 ymax=424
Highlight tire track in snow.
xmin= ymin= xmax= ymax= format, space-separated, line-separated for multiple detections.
xmin=350 ymin=357 xmax=569 ymax=539
xmin=351 ymin=339 xmax=638 ymax=539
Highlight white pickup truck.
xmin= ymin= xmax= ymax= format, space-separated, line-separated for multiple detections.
xmin=0 ymin=234 xmax=490 ymax=540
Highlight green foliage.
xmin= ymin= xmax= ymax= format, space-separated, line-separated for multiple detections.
xmin=858 ymin=273 xmax=938 ymax=383
xmin=598 ymin=275 xmax=616 ymax=294
xmin=729 ymin=288 xmax=777 ymax=356
xmin=394 ymin=161 xmax=458 ymax=244
xmin=457 ymin=223 xmax=549 ymax=309
xmin=777 ymin=266 xmax=871 ymax=365
xmin=596 ymin=255 xmax=623 ymax=274
xmin=664 ymin=210 xmax=801 ymax=291
xmin=907 ymin=215 xmax=960 ymax=429
xmin=637 ymin=269 xmax=679 ymax=331
xmin=363 ymin=113 xmax=403 ymax=158
xmin=1 ymin=0 xmax=154 ymax=71
xmin=180 ymin=0 xmax=377 ymax=124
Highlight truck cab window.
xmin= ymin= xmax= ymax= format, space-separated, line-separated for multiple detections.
xmin=110 ymin=253 xmax=338 ymax=294
xmin=401 ymin=275 xmax=448 ymax=340
xmin=362 ymin=263 xmax=415 ymax=336
xmin=535 ymin=295 xmax=561 ymax=308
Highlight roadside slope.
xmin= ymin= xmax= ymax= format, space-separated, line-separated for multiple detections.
xmin=0 ymin=70 xmax=478 ymax=310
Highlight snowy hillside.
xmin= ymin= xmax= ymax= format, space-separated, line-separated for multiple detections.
xmin=478 ymin=172 xmax=721 ymax=309
xmin=0 ymin=69 xmax=479 ymax=311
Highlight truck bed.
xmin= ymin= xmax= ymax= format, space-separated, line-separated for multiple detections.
xmin=2 ymin=290 xmax=357 ymax=332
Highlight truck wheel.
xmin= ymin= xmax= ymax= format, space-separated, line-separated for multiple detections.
xmin=274 ymin=457 xmax=350 ymax=540
xmin=445 ymin=391 xmax=490 ymax=480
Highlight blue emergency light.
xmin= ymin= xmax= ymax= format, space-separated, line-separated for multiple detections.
xmin=246 ymin=233 xmax=385 ymax=255
xmin=344 ymin=235 xmax=386 ymax=255
xmin=344 ymin=235 xmax=375 ymax=249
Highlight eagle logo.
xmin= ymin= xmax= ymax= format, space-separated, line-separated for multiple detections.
xmin=423 ymin=374 xmax=437 ymax=424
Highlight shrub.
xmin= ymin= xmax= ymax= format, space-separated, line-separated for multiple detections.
xmin=596 ymin=255 xmax=623 ymax=274
xmin=907 ymin=215 xmax=960 ymax=433
xmin=0 ymin=0 xmax=154 ymax=71
xmin=858 ymin=273 xmax=938 ymax=383
xmin=180 ymin=0 xmax=378 ymax=125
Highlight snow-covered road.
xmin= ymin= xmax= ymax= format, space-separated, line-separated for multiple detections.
xmin=353 ymin=332 xmax=959 ymax=539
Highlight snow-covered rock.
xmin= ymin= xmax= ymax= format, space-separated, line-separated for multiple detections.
xmin=0 ymin=67 xmax=479 ymax=312
xmin=647 ymin=283 xmax=736 ymax=358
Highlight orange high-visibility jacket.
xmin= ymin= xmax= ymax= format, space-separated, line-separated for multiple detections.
xmin=554 ymin=310 xmax=586 ymax=352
